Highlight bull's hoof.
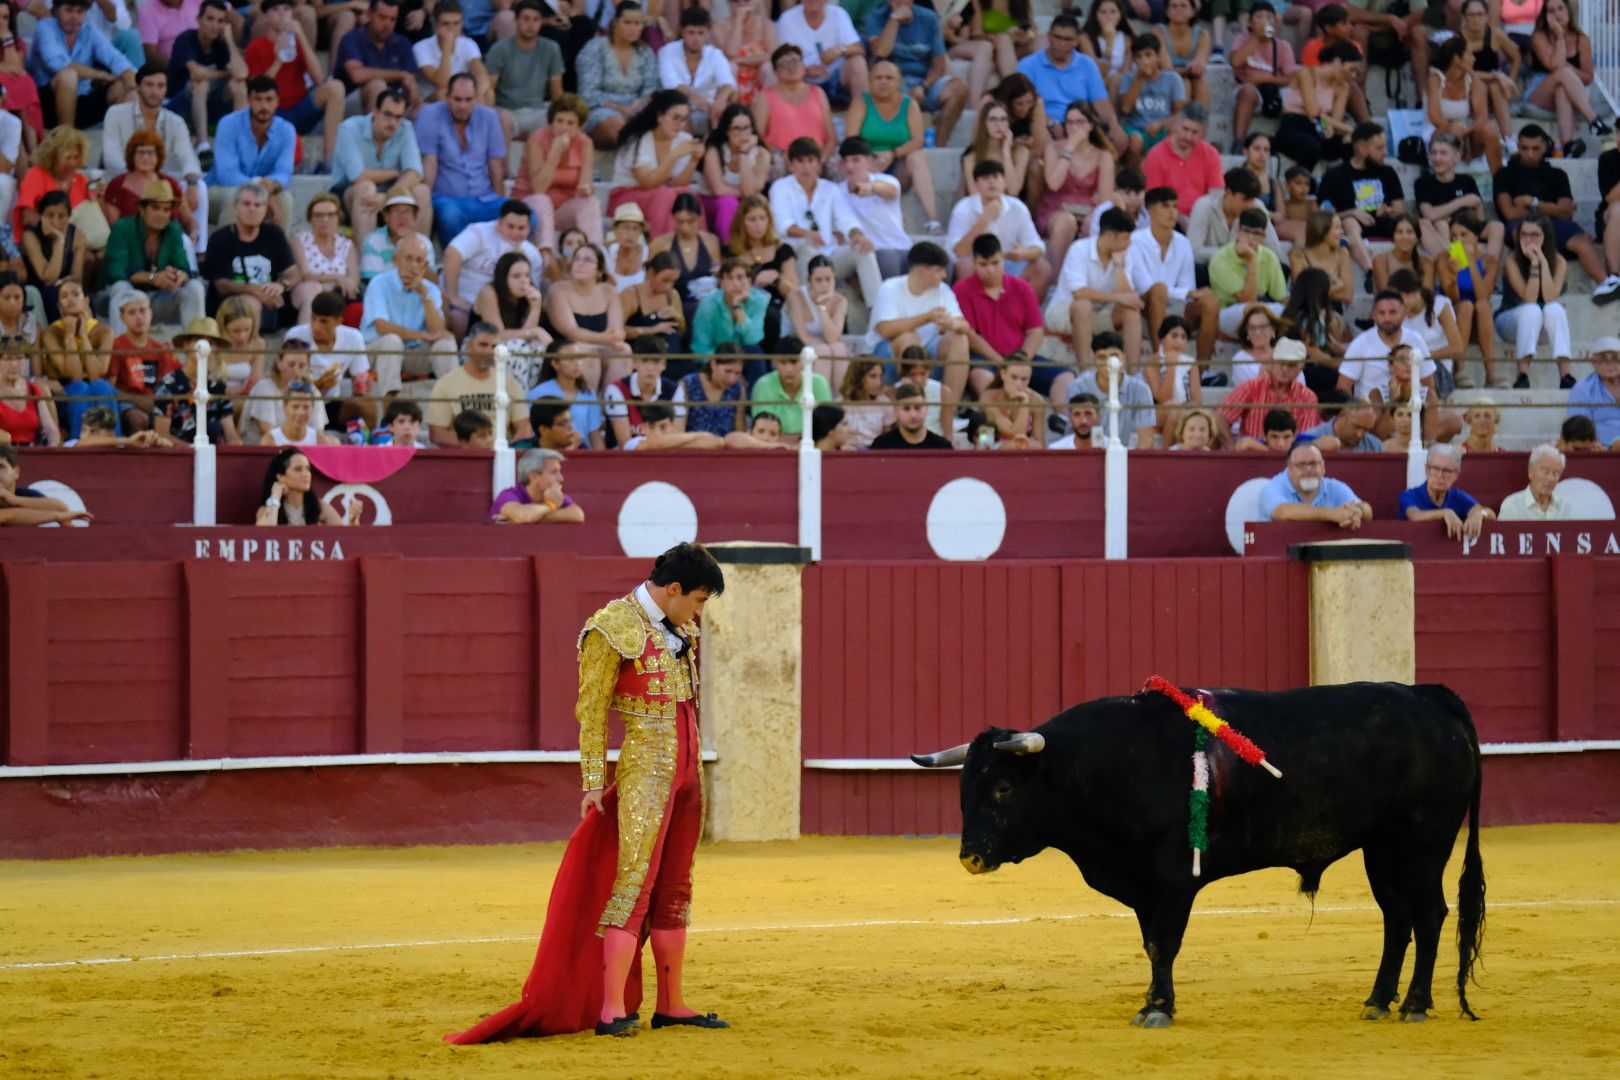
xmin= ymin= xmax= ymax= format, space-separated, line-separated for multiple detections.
xmin=1131 ymin=1007 xmax=1173 ymax=1029
xmin=1361 ymin=1005 xmax=1390 ymax=1021
xmin=1400 ymin=1010 xmax=1429 ymax=1024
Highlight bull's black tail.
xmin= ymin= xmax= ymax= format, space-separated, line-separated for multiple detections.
xmin=1446 ymin=687 xmax=1487 ymax=1021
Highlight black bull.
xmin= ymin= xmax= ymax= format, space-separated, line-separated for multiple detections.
xmin=913 ymin=682 xmax=1485 ymax=1027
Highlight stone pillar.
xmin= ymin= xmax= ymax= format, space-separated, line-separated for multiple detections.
xmin=700 ymin=543 xmax=809 ymax=841
xmin=1290 ymin=540 xmax=1416 ymax=685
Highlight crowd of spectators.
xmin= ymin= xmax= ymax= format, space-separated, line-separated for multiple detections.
xmin=0 ymin=0 xmax=1617 ymax=525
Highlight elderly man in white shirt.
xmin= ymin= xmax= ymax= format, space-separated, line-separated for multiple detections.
xmin=658 ymin=6 xmax=736 ymax=133
xmin=1045 ymin=206 xmax=1143 ymax=396
xmin=1499 ymin=444 xmax=1575 ymax=520
xmin=946 ymin=157 xmax=1049 ymax=298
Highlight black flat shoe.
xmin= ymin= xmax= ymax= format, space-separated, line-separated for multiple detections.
xmin=1561 ymin=373 xmax=1577 ymax=390
xmin=595 ymin=1015 xmax=638 ymax=1037
xmin=1513 ymin=373 xmax=1530 ymax=389
xmin=651 ymin=1011 xmax=729 ymax=1030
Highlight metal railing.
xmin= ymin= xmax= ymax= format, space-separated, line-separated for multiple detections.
xmin=1580 ymin=3 xmax=1620 ymax=117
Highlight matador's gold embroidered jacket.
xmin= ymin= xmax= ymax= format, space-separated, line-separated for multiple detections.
xmin=575 ymin=594 xmax=703 ymax=930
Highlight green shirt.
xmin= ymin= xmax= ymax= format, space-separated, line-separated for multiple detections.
xmin=485 ymin=35 xmax=564 ymax=112
xmin=750 ymin=370 xmax=832 ymax=435
xmin=103 ymin=216 xmax=191 ymax=289
xmin=690 ymin=287 xmax=770 ymax=355
xmin=1207 ymin=243 xmax=1288 ymax=308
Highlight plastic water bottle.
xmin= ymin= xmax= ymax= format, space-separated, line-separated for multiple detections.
xmin=277 ymin=31 xmax=298 ymax=63
xmin=924 ymin=128 xmax=936 ymax=149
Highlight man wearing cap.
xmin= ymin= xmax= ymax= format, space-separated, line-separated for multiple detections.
xmin=332 ymin=86 xmax=432 ymax=243
xmin=360 ymin=186 xmax=440 ymax=288
xmin=1566 ymin=336 xmax=1620 ymax=450
xmin=100 ymin=179 xmax=205 ymax=336
xmin=1220 ymin=338 xmax=1322 ymax=444
xmin=362 ymin=232 xmax=459 ymax=397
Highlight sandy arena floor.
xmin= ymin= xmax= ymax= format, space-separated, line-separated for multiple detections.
xmin=2 ymin=825 xmax=1618 ymax=1080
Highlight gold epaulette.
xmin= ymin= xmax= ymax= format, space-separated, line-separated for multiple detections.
xmin=577 ymin=596 xmax=651 ymax=659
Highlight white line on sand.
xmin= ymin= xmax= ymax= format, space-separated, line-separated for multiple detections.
xmin=4 ymin=897 xmax=1615 ymax=972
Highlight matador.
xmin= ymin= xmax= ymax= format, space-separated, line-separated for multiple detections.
xmin=446 ymin=542 xmax=729 ymax=1041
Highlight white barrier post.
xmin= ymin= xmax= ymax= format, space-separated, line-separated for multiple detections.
xmin=191 ymin=339 xmax=216 ymax=526
xmin=491 ymin=344 xmax=516 ymax=498
xmin=796 ymin=346 xmax=822 ymax=561
xmin=1104 ymin=353 xmax=1128 ymax=559
xmin=1405 ymin=381 xmax=1427 ymax=490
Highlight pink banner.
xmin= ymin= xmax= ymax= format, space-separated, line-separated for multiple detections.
xmin=303 ymin=445 xmax=416 ymax=484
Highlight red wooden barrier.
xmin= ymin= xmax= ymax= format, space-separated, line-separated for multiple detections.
xmin=3 ymin=553 xmax=1617 ymax=854
xmin=801 ymin=559 xmax=1309 ymax=836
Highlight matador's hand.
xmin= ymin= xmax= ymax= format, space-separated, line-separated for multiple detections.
xmin=581 ymin=788 xmax=606 ymax=819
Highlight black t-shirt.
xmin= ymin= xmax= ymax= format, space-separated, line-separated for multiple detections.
xmin=201 ymin=223 xmax=295 ymax=324
xmin=167 ymin=31 xmax=231 ymax=96
xmin=1318 ymin=160 xmax=1405 ymax=218
xmin=1598 ymin=149 xmax=1620 ymax=233
xmin=1492 ymin=159 xmax=1573 ymax=216
xmin=1413 ymin=171 xmax=1481 ymax=213
xmin=871 ymin=428 xmax=954 ymax=450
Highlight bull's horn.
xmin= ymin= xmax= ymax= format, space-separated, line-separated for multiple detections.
xmin=992 ymin=732 xmax=1045 ymax=755
xmin=910 ymin=743 xmax=970 ymax=768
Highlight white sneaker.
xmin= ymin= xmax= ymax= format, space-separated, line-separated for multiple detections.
xmin=1594 ymin=274 xmax=1620 ymax=306
xmin=1503 ymin=135 xmax=1516 ymax=157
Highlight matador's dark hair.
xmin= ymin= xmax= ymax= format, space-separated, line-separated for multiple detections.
xmin=650 ymin=542 xmax=726 ymax=596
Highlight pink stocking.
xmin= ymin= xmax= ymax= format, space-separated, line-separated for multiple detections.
xmin=650 ymin=927 xmax=692 ymax=1017
xmin=600 ymin=928 xmax=639 ymax=1023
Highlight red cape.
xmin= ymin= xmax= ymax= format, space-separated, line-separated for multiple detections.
xmin=445 ymin=787 xmax=645 ymax=1042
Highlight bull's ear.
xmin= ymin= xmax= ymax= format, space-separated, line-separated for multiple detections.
xmin=991 ymin=732 xmax=1045 ymax=755
xmin=910 ymin=743 xmax=970 ymax=768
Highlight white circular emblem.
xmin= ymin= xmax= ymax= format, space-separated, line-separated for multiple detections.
xmin=27 ymin=479 xmax=89 ymax=527
xmin=618 ymin=481 xmax=699 ymax=556
xmin=926 ymin=478 xmax=1006 ymax=560
xmin=1553 ymin=478 xmax=1616 ymax=521
xmin=322 ymin=484 xmax=393 ymax=525
xmin=1224 ymin=477 xmax=1273 ymax=554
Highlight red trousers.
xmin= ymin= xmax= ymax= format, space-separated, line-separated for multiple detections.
xmin=618 ymin=705 xmax=703 ymax=934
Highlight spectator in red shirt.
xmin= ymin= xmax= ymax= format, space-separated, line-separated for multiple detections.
xmin=1142 ymin=105 xmax=1224 ymax=230
xmin=106 ymin=292 xmax=181 ymax=434
xmin=955 ymin=233 xmax=1045 ymax=398
xmin=243 ymin=0 xmax=345 ymax=172
xmin=1220 ymin=337 xmax=1322 ymax=444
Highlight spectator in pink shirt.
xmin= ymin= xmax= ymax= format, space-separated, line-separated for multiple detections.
xmin=138 ymin=0 xmax=203 ymax=65
xmin=954 ymin=234 xmax=1045 ymax=398
xmin=1142 ymin=105 xmax=1223 ymax=230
